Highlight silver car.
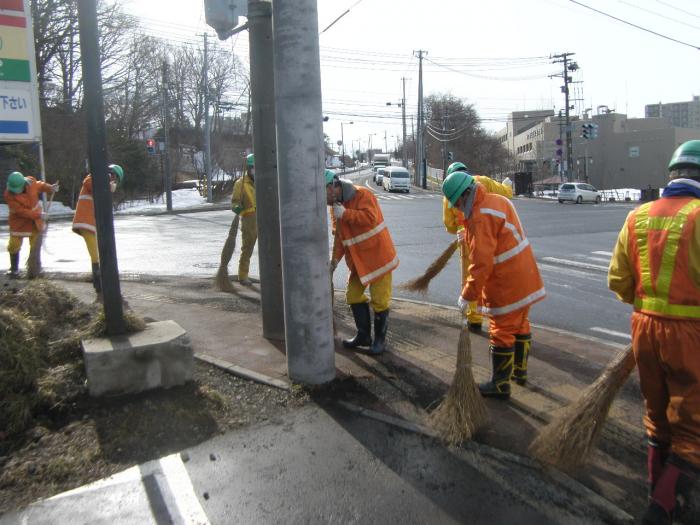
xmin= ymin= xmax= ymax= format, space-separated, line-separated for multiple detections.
xmin=558 ymin=182 xmax=601 ymax=204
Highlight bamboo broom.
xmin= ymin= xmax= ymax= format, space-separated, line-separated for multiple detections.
xmin=529 ymin=344 xmax=636 ymax=471
xmin=429 ymin=320 xmax=489 ymax=445
xmin=399 ymin=239 xmax=460 ymax=294
xmin=214 ymin=214 xmax=240 ymax=293
xmin=26 ymin=191 xmax=55 ymax=280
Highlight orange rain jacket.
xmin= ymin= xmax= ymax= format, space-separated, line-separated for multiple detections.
xmin=4 ymin=176 xmax=52 ymax=236
xmin=608 ymin=194 xmax=700 ymax=320
xmin=72 ymin=175 xmax=97 ymax=234
xmin=459 ymin=183 xmax=545 ymax=316
xmin=332 ymin=185 xmax=399 ymax=286
xmin=443 ymin=175 xmax=513 ymax=234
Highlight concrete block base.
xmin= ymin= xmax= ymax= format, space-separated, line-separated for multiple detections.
xmin=82 ymin=320 xmax=192 ymax=397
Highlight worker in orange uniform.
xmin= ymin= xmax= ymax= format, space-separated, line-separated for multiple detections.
xmin=4 ymin=171 xmax=59 ymax=278
xmin=72 ymin=164 xmax=124 ymax=299
xmin=442 ymin=170 xmax=545 ymax=398
xmin=231 ymin=153 xmax=256 ymax=285
xmin=608 ymin=140 xmax=700 ymax=525
xmin=326 ymin=170 xmax=399 ymax=355
xmin=442 ymin=161 xmax=513 ymax=334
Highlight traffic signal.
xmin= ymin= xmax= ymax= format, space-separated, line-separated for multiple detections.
xmin=146 ymin=139 xmax=156 ymax=155
xmin=590 ymin=123 xmax=599 ymax=139
xmin=447 ymin=151 xmax=454 ymax=162
xmin=581 ymin=123 xmax=598 ymax=140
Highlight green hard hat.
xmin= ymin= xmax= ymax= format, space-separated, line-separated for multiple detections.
xmin=108 ymin=164 xmax=124 ymax=184
xmin=442 ymin=171 xmax=474 ymax=208
xmin=7 ymin=171 xmax=27 ymax=193
xmin=446 ymin=161 xmax=468 ymax=176
xmin=324 ymin=169 xmax=337 ymax=186
xmin=246 ymin=153 xmax=255 ymax=167
xmin=668 ymin=140 xmax=700 ymax=171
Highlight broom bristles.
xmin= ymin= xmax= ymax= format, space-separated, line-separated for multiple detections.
xmin=529 ymin=344 xmax=635 ymax=471
xmin=214 ymin=215 xmax=240 ymax=293
xmin=429 ymin=322 xmax=489 ymax=445
xmin=399 ymin=240 xmax=460 ymax=294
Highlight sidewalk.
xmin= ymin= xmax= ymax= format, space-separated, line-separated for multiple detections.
xmin=59 ymin=275 xmax=643 ymax=515
xmin=3 ymin=272 xmax=697 ymax=523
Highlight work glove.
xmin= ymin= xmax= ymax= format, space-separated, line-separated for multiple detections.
xmin=330 ymin=259 xmax=338 ymax=273
xmin=332 ymin=203 xmax=345 ymax=220
xmin=456 ymin=229 xmax=465 ymax=243
xmin=457 ymin=295 xmax=469 ymax=313
xmin=51 ymin=182 xmax=60 ymax=193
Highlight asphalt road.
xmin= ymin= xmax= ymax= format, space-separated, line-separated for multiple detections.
xmin=0 ymin=168 xmax=638 ymax=344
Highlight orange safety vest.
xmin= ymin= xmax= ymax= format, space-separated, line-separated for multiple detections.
xmin=461 ymin=184 xmax=545 ymax=315
xmin=4 ymin=177 xmax=51 ymax=236
xmin=72 ymin=175 xmax=96 ymax=234
xmin=332 ymin=186 xmax=399 ymax=285
xmin=627 ymin=197 xmax=700 ymax=319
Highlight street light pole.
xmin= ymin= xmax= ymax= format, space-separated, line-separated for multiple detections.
xmin=340 ymin=121 xmax=353 ymax=173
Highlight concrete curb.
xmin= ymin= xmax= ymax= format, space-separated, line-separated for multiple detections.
xmin=194 ymin=353 xmax=290 ymax=391
xmin=337 ymin=400 xmax=634 ymax=524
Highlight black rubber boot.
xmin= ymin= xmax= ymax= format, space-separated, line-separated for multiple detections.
xmin=370 ymin=309 xmax=389 ymax=355
xmin=513 ymin=333 xmax=532 ymax=385
xmin=7 ymin=252 xmax=20 ymax=278
xmin=478 ymin=345 xmax=514 ymax=399
xmin=343 ymin=302 xmax=372 ymax=349
xmin=643 ymin=455 xmax=698 ymax=525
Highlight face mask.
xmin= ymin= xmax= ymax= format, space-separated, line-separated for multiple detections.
xmin=110 ymin=181 xmax=117 ymax=193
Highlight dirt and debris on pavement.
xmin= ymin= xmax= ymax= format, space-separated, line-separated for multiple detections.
xmin=0 ymin=279 xmax=309 ymax=516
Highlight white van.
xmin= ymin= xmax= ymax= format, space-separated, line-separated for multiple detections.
xmin=382 ymin=166 xmax=410 ymax=193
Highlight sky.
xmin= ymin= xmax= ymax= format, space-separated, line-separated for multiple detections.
xmin=123 ymin=0 xmax=700 ymax=155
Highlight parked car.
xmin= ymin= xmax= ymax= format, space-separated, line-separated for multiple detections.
xmin=558 ymin=182 xmax=601 ymax=204
xmin=382 ymin=166 xmax=410 ymax=193
xmin=374 ymin=167 xmax=386 ymax=186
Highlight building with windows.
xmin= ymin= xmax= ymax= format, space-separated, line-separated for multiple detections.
xmin=498 ymin=110 xmax=700 ymax=191
xmin=645 ymin=96 xmax=700 ymax=130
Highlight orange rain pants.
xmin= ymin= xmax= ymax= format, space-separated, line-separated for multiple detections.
xmin=632 ymin=312 xmax=700 ymax=469
xmin=489 ymin=306 xmax=531 ymax=348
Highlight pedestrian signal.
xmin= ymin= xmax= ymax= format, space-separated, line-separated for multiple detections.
xmin=146 ymin=139 xmax=156 ymax=155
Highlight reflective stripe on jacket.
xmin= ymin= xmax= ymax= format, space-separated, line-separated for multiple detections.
xmin=460 ymin=184 xmax=545 ymax=316
xmin=332 ymin=185 xmax=398 ymax=285
xmin=442 ymin=175 xmax=513 ymax=234
xmin=608 ymin=196 xmax=700 ymax=320
xmin=4 ymin=177 xmax=51 ymax=236
xmin=231 ymin=175 xmax=256 ymax=217
xmin=72 ymin=175 xmax=97 ymax=234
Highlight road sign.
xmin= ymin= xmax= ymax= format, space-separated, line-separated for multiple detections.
xmin=0 ymin=0 xmax=41 ymax=142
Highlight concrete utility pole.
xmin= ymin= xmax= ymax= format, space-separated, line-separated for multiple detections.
xmin=402 ymin=77 xmax=408 ymax=168
xmin=77 ymin=0 xmax=125 ymax=335
xmin=203 ymin=33 xmax=213 ymax=203
xmin=248 ymin=0 xmax=284 ymax=340
xmin=552 ymin=52 xmax=575 ymax=182
xmin=162 ymin=62 xmax=173 ymax=211
xmin=272 ymin=0 xmax=335 ymax=384
xmin=414 ymin=50 xmax=427 ymax=189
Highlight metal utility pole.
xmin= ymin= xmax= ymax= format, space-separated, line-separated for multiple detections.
xmin=401 ymin=77 xmax=407 ymax=168
xmin=414 ymin=49 xmax=427 ymax=189
xmin=203 ymin=33 xmax=213 ymax=203
xmin=161 ymin=62 xmax=173 ymax=211
xmin=77 ymin=0 xmax=125 ymax=335
xmin=248 ymin=0 xmax=284 ymax=340
xmin=272 ymin=0 xmax=334 ymax=384
xmin=384 ymin=130 xmax=388 ymax=154
xmin=552 ymin=52 xmax=575 ymax=182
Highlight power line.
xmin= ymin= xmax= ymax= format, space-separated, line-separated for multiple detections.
xmin=654 ymin=0 xmax=700 ymax=20
xmin=320 ymin=0 xmax=366 ymax=34
xmin=566 ymin=0 xmax=700 ymax=51
xmin=614 ymin=0 xmax=700 ymax=31
xmin=425 ymin=57 xmax=556 ymax=81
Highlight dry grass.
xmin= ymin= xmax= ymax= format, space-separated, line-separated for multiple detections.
xmin=86 ymin=309 xmax=147 ymax=337
xmin=529 ymin=345 xmax=636 ymax=471
xmin=428 ymin=324 xmax=489 ymax=445
xmin=399 ymin=240 xmax=459 ymax=294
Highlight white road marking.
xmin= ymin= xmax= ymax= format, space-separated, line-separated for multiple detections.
xmin=587 ymin=257 xmax=611 ymax=264
xmin=592 ymin=251 xmax=613 ymax=256
xmin=538 ymin=263 xmax=601 ymax=281
xmin=541 ymin=256 xmax=609 ymax=272
xmin=590 ymin=327 xmax=632 ymax=340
